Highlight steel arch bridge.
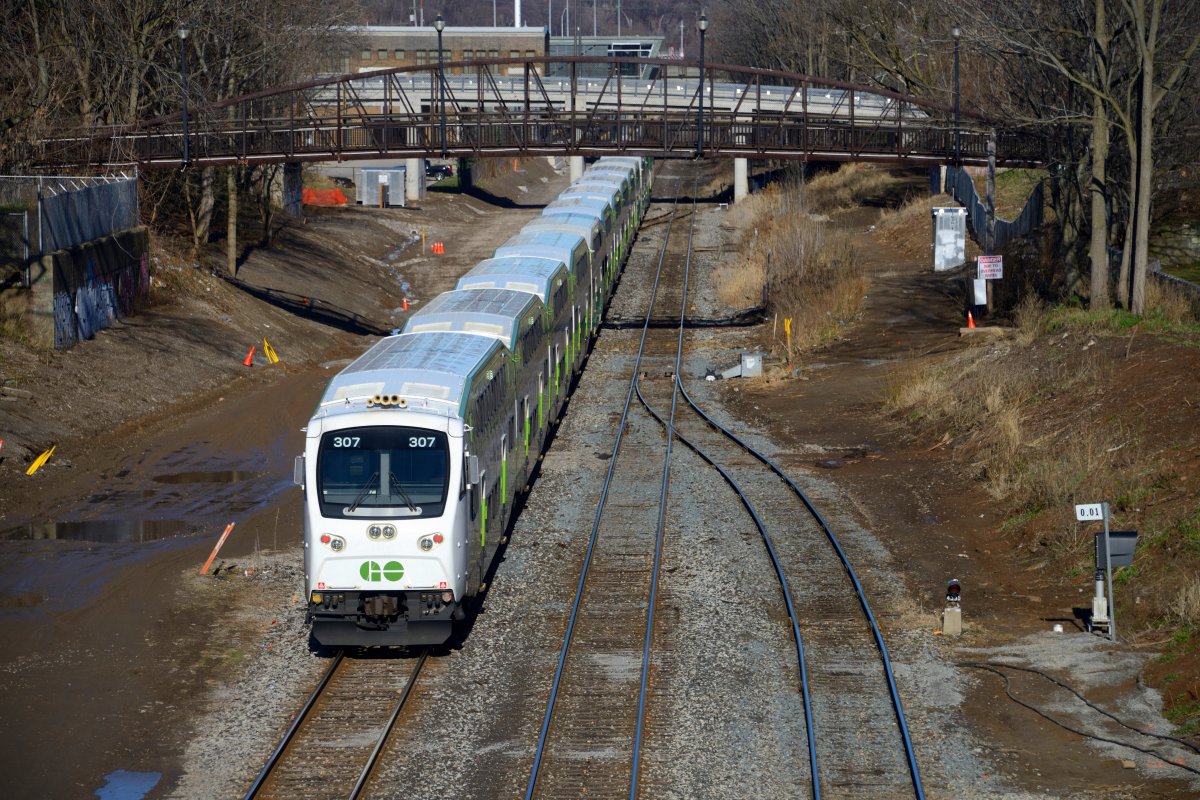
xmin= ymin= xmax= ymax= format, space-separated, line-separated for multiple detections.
xmin=28 ymin=56 xmax=1045 ymax=171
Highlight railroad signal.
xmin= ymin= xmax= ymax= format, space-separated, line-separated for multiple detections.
xmin=946 ymin=578 xmax=962 ymax=604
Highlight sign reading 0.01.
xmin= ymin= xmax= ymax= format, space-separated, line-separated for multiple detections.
xmin=1075 ymin=503 xmax=1105 ymax=522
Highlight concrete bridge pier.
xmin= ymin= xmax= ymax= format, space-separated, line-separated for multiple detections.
xmin=282 ymin=163 xmax=303 ymax=217
xmin=733 ymin=158 xmax=749 ymax=203
xmin=406 ymin=158 xmax=425 ymax=204
xmin=569 ymin=156 xmax=584 ymax=181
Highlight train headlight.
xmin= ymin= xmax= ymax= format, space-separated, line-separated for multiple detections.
xmin=368 ymin=525 xmax=383 ymax=539
xmin=330 ymin=537 xmax=345 ymax=552
xmin=441 ymin=591 xmax=454 ymax=603
xmin=419 ymin=537 xmax=434 ymax=551
xmin=383 ymin=525 xmax=397 ymax=539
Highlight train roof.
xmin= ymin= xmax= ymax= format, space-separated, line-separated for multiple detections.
xmin=542 ymin=196 xmax=612 ymax=222
xmin=595 ymin=156 xmax=646 ymax=179
xmin=577 ymin=171 xmax=631 ymax=190
xmin=456 ymin=256 xmax=569 ymax=304
xmin=318 ymin=331 xmax=503 ymax=417
xmin=402 ymin=288 xmax=543 ymax=350
xmin=560 ymin=183 xmax=619 ymax=204
xmin=493 ymin=230 xmax=588 ymax=269
xmin=521 ymin=214 xmax=602 ymax=245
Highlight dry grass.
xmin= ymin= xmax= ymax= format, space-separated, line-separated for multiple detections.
xmin=718 ymin=181 xmax=867 ymax=361
xmin=886 ymin=332 xmax=1127 ymax=527
xmin=803 ymin=164 xmax=895 ymax=212
xmin=1171 ymin=576 xmax=1200 ymax=626
xmin=1146 ymin=279 xmax=1198 ymax=325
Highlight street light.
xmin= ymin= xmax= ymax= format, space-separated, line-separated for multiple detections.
xmin=696 ymin=11 xmax=707 ymax=156
xmin=435 ymin=14 xmax=446 ymax=158
xmin=178 ymin=25 xmax=190 ymax=167
xmin=952 ymin=24 xmax=961 ymax=165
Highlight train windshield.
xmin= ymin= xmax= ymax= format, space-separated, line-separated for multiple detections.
xmin=317 ymin=426 xmax=450 ymax=519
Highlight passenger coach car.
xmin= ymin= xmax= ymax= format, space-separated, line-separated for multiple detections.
xmin=297 ymin=157 xmax=653 ymax=646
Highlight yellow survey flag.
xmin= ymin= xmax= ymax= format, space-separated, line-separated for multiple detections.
xmin=263 ymin=338 xmax=279 ymax=364
xmin=26 ymin=444 xmax=56 ymax=476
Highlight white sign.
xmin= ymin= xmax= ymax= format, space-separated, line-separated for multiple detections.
xmin=378 ymin=174 xmax=390 ymax=184
xmin=972 ymin=278 xmax=988 ymax=305
xmin=977 ymin=254 xmax=1003 ymax=280
xmin=1075 ymin=503 xmax=1105 ymax=522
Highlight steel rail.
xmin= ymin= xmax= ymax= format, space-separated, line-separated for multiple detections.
xmin=632 ymin=382 xmax=821 ymax=798
xmin=676 ymin=379 xmax=926 ymax=799
xmin=629 ymin=182 xmax=696 ymax=798
xmin=523 ymin=190 xmax=684 ymax=800
xmin=348 ymin=648 xmax=430 ymax=799
xmin=242 ymin=650 xmax=346 ymax=800
xmin=629 ymin=173 xmax=820 ymax=796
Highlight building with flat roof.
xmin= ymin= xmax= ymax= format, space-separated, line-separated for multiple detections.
xmin=335 ymin=26 xmax=666 ymax=80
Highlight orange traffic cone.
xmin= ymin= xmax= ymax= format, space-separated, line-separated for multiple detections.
xmin=966 ymin=310 xmax=977 ymax=329
xmin=402 ymin=296 xmax=409 ymax=311
xmin=243 ymin=345 xmax=255 ymax=366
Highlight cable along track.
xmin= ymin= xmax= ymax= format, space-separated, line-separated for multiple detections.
xmin=243 ymin=649 xmax=428 ymax=800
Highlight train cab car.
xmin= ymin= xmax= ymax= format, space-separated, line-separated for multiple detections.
xmin=300 ymin=331 xmax=514 ymax=647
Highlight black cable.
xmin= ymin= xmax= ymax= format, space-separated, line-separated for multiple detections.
xmin=959 ymin=662 xmax=1200 ymax=776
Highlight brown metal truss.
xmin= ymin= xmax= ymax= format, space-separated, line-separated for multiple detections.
xmin=26 ymin=57 xmax=1045 ymax=170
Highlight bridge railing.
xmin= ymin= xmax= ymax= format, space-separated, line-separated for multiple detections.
xmin=24 ymin=57 xmax=1045 ymax=170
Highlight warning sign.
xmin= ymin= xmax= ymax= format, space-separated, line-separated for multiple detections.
xmin=977 ymin=255 xmax=1003 ymax=279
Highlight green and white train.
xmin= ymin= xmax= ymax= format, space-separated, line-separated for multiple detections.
xmin=297 ymin=157 xmax=652 ymax=647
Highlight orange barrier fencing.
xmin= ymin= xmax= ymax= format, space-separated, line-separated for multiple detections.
xmin=302 ymin=188 xmax=348 ymax=206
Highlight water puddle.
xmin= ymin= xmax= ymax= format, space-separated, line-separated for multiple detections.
xmin=153 ymin=470 xmax=259 ymax=485
xmin=0 ymin=520 xmax=192 ymax=543
xmin=94 ymin=770 xmax=160 ymax=800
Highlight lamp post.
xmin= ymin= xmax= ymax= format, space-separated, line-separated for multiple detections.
xmin=435 ymin=14 xmax=446 ymax=158
xmin=696 ymin=11 xmax=707 ymax=156
xmin=178 ymin=25 xmax=190 ymax=167
xmin=952 ymin=24 xmax=961 ymax=165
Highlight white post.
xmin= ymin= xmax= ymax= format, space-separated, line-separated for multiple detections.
xmin=569 ymin=155 xmax=584 ymax=181
xmin=406 ymin=158 xmax=425 ymax=203
xmin=734 ymin=158 xmax=749 ymax=203
xmin=1103 ymin=502 xmax=1116 ymax=641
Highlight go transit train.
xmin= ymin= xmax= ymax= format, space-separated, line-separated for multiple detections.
xmin=296 ymin=157 xmax=653 ymax=646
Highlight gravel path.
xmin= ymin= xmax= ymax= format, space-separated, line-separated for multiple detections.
xmin=164 ymin=166 xmax=1199 ymax=800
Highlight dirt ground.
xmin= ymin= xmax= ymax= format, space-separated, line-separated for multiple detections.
xmin=0 ymin=158 xmax=1196 ymax=798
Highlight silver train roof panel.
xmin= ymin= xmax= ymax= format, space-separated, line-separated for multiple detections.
xmin=494 ymin=230 xmax=588 ymax=270
xmin=542 ymin=196 xmax=612 ymax=222
xmin=319 ymin=331 xmax=502 ymax=416
xmin=559 ymin=186 xmax=618 ymax=209
xmin=582 ymin=168 xmax=635 ymax=190
xmin=456 ymin=256 xmax=569 ymax=304
xmin=402 ymin=288 xmax=543 ymax=349
xmin=521 ymin=215 xmax=602 ymax=246
xmin=594 ymin=156 xmax=644 ymax=180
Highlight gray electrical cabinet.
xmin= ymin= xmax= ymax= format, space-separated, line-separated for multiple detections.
xmin=358 ymin=166 xmax=407 ymax=208
xmin=931 ymin=207 xmax=967 ymax=271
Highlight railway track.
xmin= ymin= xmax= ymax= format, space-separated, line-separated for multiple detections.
xmin=528 ymin=162 xmax=924 ymax=798
xmin=243 ymin=649 xmax=427 ymax=800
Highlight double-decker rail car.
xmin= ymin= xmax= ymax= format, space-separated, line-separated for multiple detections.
xmin=299 ymin=157 xmax=652 ymax=647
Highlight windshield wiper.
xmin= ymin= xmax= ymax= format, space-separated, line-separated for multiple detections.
xmin=346 ymin=471 xmax=379 ymax=512
xmin=388 ymin=472 xmax=419 ymax=512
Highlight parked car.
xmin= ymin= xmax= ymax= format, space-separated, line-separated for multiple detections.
xmin=426 ymin=163 xmax=453 ymax=180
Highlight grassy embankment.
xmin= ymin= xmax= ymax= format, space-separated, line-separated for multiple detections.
xmin=878 ymin=186 xmax=1200 ymax=736
xmin=715 ymin=165 xmax=893 ymax=361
